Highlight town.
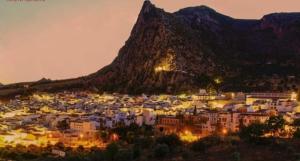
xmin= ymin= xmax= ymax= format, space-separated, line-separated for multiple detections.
xmin=0 ymin=90 xmax=299 ymax=154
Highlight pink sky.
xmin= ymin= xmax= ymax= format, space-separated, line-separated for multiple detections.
xmin=1 ymin=0 xmax=299 ymax=84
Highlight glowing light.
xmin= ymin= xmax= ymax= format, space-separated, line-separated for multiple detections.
xmin=291 ymin=92 xmax=297 ymax=101
xmin=154 ymin=65 xmax=171 ymax=73
xmin=154 ymin=51 xmax=174 ymax=73
xmin=111 ymin=133 xmax=119 ymax=141
xmin=214 ymin=78 xmax=222 ymax=84
xmin=231 ymin=93 xmax=235 ymax=99
xmin=179 ymin=130 xmax=199 ymax=143
xmin=80 ymin=134 xmax=84 ymax=139
xmin=222 ymin=128 xmax=228 ymax=135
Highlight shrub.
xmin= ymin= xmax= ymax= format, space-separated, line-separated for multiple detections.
xmin=132 ymin=145 xmax=141 ymax=159
xmin=105 ymin=142 xmax=119 ymax=161
xmin=181 ymin=150 xmax=192 ymax=160
xmin=156 ymin=134 xmax=182 ymax=150
xmin=293 ymin=128 xmax=300 ymax=139
xmin=154 ymin=144 xmax=170 ymax=158
xmin=239 ymin=122 xmax=266 ymax=142
xmin=115 ymin=149 xmax=133 ymax=161
xmin=191 ymin=135 xmax=221 ymax=152
xmin=266 ymin=115 xmax=285 ymax=136
xmin=134 ymin=136 xmax=154 ymax=149
xmin=232 ymin=151 xmax=241 ymax=161
xmin=293 ymin=119 xmax=300 ymax=127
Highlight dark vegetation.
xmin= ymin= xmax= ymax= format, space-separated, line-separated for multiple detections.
xmin=1 ymin=117 xmax=300 ymax=161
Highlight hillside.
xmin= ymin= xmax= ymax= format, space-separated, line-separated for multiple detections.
xmin=86 ymin=1 xmax=300 ymax=93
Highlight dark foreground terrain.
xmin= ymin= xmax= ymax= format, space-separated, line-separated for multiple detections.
xmin=1 ymin=135 xmax=299 ymax=161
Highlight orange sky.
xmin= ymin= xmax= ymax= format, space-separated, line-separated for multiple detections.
xmin=0 ymin=0 xmax=299 ymax=84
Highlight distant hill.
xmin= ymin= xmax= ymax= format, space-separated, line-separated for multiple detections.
xmin=1 ymin=0 xmax=300 ymax=98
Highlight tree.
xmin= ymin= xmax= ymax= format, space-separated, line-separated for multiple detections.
xmin=293 ymin=118 xmax=300 ymax=127
xmin=88 ymin=150 xmax=105 ymax=161
xmin=191 ymin=135 xmax=221 ymax=152
xmin=99 ymin=130 xmax=109 ymax=142
xmin=132 ymin=145 xmax=141 ymax=159
xmin=266 ymin=115 xmax=285 ymax=136
xmin=112 ymin=123 xmax=141 ymax=143
xmin=293 ymin=118 xmax=300 ymax=139
xmin=232 ymin=151 xmax=241 ymax=161
xmin=293 ymin=128 xmax=300 ymax=139
xmin=154 ymin=144 xmax=169 ymax=158
xmin=156 ymin=134 xmax=182 ymax=150
xmin=76 ymin=145 xmax=85 ymax=154
xmin=115 ymin=150 xmax=133 ymax=161
xmin=64 ymin=156 xmax=85 ymax=161
xmin=133 ymin=136 xmax=154 ymax=149
xmin=239 ymin=122 xmax=266 ymax=142
xmin=105 ymin=142 xmax=119 ymax=161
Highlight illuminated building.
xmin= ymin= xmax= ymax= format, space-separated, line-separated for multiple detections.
xmin=70 ymin=120 xmax=98 ymax=138
xmin=156 ymin=115 xmax=182 ymax=134
xmin=156 ymin=111 xmax=244 ymax=138
xmin=239 ymin=113 xmax=269 ymax=127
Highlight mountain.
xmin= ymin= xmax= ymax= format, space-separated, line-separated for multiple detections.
xmin=86 ymin=1 xmax=300 ymax=93
xmin=1 ymin=0 xmax=300 ymax=97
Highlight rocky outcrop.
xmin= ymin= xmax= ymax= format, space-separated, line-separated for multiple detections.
xmin=87 ymin=1 xmax=218 ymax=93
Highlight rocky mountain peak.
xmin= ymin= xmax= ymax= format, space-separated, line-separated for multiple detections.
xmin=141 ymin=0 xmax=156 ymax=14
xmin=138 ymin=0 xmax=165 ymax=20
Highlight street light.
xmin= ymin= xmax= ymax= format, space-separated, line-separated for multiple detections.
xmin=222 ymin=128 xmax=228 ymax=135
xmin=80 ymin=134 xmax=84 ymax=139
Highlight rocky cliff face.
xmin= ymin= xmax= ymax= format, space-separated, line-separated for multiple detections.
xmin=87 ymin=1 xmax=300 ymax=93
xmin=1 ymin=1 xmax=300 ymax=97
xmin=88 ymin=1 xmax=219 ymax=93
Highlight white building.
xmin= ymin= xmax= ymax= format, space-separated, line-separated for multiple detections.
xmin=143 ymin=108 xmax=156 ymax=125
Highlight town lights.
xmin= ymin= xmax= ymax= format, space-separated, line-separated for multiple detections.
xmin=291 ymin=92 xmax=298 ymax=101
xmin=222 ymin=128 xmax=228 ymax=135
xmin=214 ymin=78 xmax=222 ymax=84
xmin=231 ymin=93 xmax=235 ymax=99
xmin=80 ymin=134 xmax=84 ymax=139
xmin=155 ymin=66 xmax=163 ymax=72
xmin=179 ymin=130 xmax=199 ymax=143
xmin=184 ymin=130 xmax=189 ymax=135
xmin=154 ymin=64 xmax=171 ymax=73
xmin=111 ymin=133 xmax=119 ymax=141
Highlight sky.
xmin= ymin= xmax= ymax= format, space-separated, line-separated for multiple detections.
xmin=0 ymin=0 xmax=299 ymax=84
